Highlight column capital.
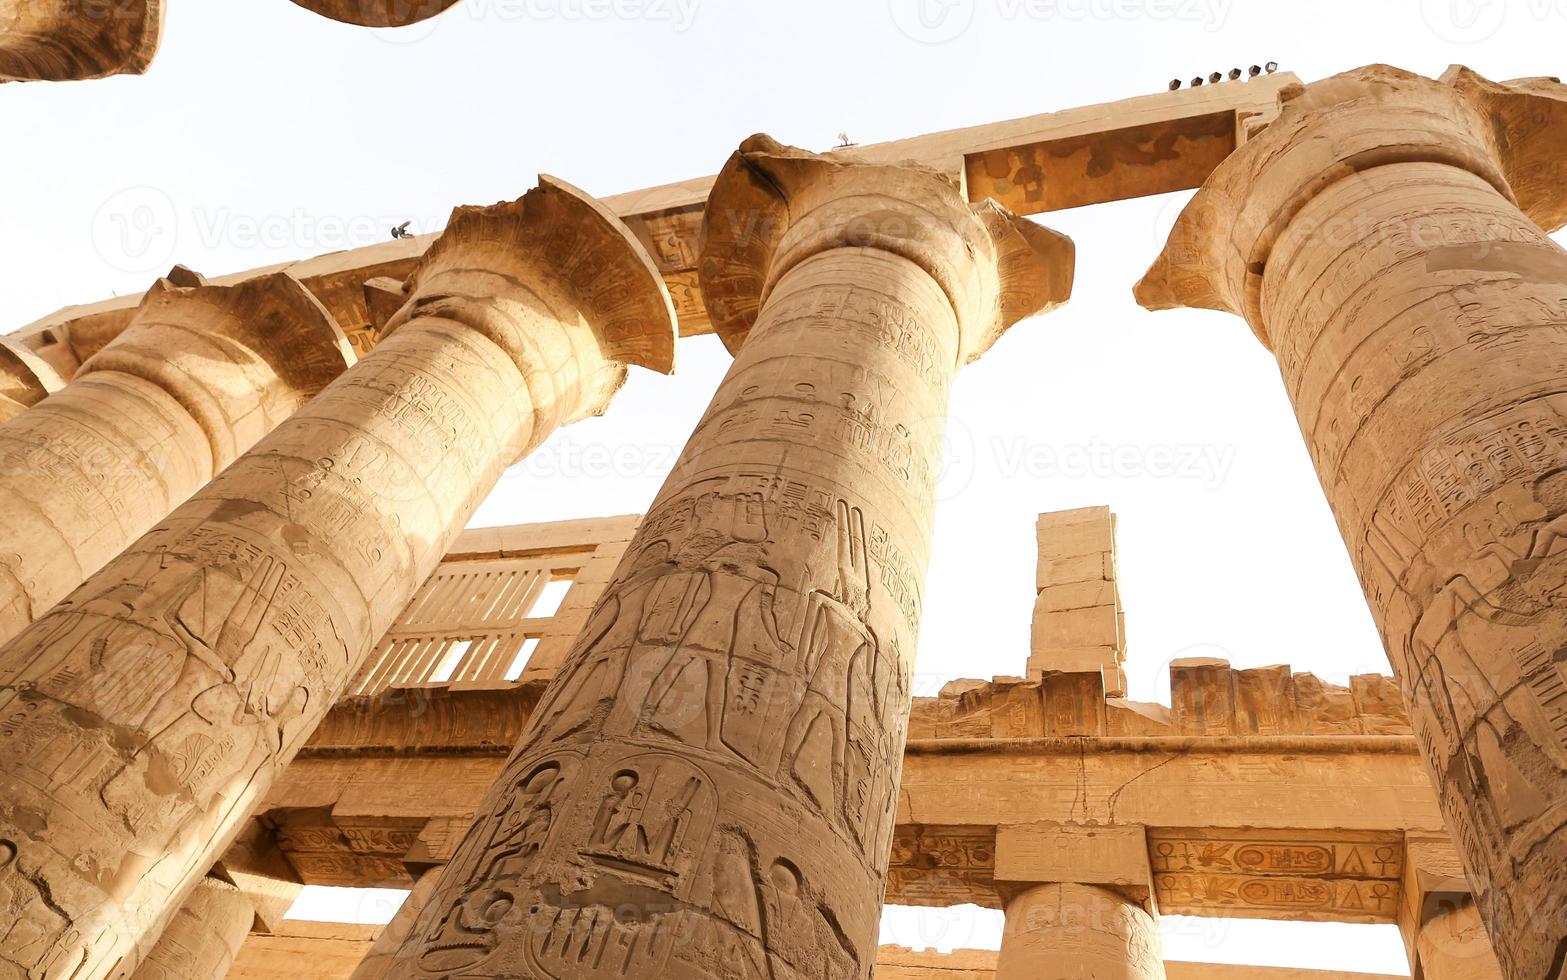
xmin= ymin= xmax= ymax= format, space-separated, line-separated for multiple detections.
xmin=0 ymin=0 xmax=163 ymax=81
xmin=385 ymin=176 xmax=677 ymax=423
xmin=82 ymin=269 xmax=357 ymax=470
xmin=287 ymin=0 xmax=462 ymax=26
xmin=1135 ymin=64 xmax=1567 ymax=348
xmin=0 ymin=338 xmax=64 ymax=422
xmin=699 ymin=134 xmax=1074 ymax=361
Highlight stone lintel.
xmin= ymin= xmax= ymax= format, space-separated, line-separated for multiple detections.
xmin=9 ymin=74 xmax=1284 ymax=370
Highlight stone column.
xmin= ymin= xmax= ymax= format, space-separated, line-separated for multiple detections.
xmin=992 ymin=824 xmax=1164 ymax=980
xmin=349 ymin=867 xmax=444 ymax=980
xmin=1419 ymin=897 xmax=1505 ymax=980
xmin=128 ymin=876 xmax=254 ymax=980
xmin=1137 ymin=65 xmax=1567 ymax=980
xmin=0 ymin=271 xmax=356 ymax=647
xmin=286 ymin=0 xmax=463 ymax=26
xmin=0 ymin=176 xmax=676 ymax=980
xmin=374 ymin=135 xmax=1073 ymax=979
xmin=0 ymin=0 xmax=162 ymax=81
xmin=996 ymin=882 xmax=1164 ymax=980
xmin=0 ymin=338 xmax=64 ymax=424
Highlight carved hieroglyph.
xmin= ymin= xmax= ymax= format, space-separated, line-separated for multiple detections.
xmin=374 ymin=135 xmax=1072 ymax=980
xmin=128 ymin=876 xmax=254 ymax=980
xmin=0 ymin=176 xmax=676 ymax=979
xmin=0 ymin=338 xmax=63 ymax=424
xmin=1137 ymin=65 xmax=1567 ymax=979
xmin=0 ymin=0 xmax=162 ymax=81
xmin=0 ymin=271 xmax=356 ymax=648
xmin=285 ymin=0 xmax=463 ymax=26
xmin=994 ymin=882 xmax=1164 ymax=980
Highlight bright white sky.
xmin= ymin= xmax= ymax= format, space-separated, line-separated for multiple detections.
xmin=4 ymin=0 xmax=1559 ymax=972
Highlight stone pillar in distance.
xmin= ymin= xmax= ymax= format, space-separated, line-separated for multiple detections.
xmin=0 ymin=271 xmax=357 ymax=647
xmin=1137 ymin=65 xmax=1567 ymax=979
xmin=374 ymin=135 xmax=1073 ymax=979
xmin=127 ymin=876 xmax=254 ymax=980
xmin=0 ymin=176 xmax=677 ymax=980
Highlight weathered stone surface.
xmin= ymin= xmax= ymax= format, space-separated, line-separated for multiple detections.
xmin=0 ymin=177 xmax=675 ymax=978
xmin=0 ymin=0 xmax=162 ymax=81
xmin=129 ymin=876 xmax=254 ymax=980
xmin=994 ymin=823 xmax=1152 ymax=900
xmin=994 ymin=882 xmax=1164 ymax=979
xmin=0 ymin=271 xmax=356 ymax=648
xmin=372 ymin=135 xmax=1071 ymax=979
xmin=0 ymin=338 xmax=62 ymax=423
xmin=286 ymin=0 xmax=462 ymax=26
xmin=230 ymin=922 xmax=379 ymax=980
xmin=349 ymin=867 xmax=441 ymax=979
xmin=1417 ymin=897 xmax=1505 ymax=980
xmin=1031 ymin=506 xmax=1123 ymax=687
xmin=1139 ymin=64 xmax=1567 ymax=980
xmin=875 ymin=950 xmax=1405 ymax=980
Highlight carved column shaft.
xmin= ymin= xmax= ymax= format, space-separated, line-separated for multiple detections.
xmin=1138 ymin=66 xmax=1567 ymax=979
xmin=128 ymin=876 xmax=254 ymax=980
xmin=996 ymin=882 xmax=1165 ymax=980
xmin=0 ymin=178 xmax=675 ymax=980
xmin=350 ymin=867 xmax=445 ymax=980
xmin=376 ymin=137 xmax=1072 ymax=979
xmin=0 ymin=273 xmax=355 ymax=647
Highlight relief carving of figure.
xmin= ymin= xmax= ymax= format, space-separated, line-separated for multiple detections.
xmin=782 ymin=502 xmax=877 ymax=815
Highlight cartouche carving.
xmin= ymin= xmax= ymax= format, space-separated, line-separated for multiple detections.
xmin=0 ymin=176 xmax=675 ymax=979
xmin=376 ymin=136 xmax=1072 ymax=979
xmin=1138 ymin=64 xmax=1567 ymax=980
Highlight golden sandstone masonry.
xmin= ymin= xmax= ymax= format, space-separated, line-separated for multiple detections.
xmin=0 ymin=58 xmax=1557 ymax=980
xmin=0 ymin=271 xmax=356 ymax=647
xmin=0 ymin=177 xmax=675 ymax=978
xmin=1139 ymin=65 xmax=1567 ymax=980
xmin=372 ymin=136 xmax=1073 ymax=979
xmin=0 ymin=0 xmax=162 ymax=81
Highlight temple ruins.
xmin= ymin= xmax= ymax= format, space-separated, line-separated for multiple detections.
xmin=0 ymin=34 xmax=1563 ymax=979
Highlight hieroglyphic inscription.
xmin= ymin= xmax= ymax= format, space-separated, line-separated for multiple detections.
xmin=379 ymin=140 xmax=1066 ymax=980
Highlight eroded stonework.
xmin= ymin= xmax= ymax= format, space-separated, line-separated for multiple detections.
xmin=0 ymin=0 xmax=161 ymax=81
xmin=285 ymin=0 xmax=463 ymax=26
xmin=1140 ymin=65 xmax=1567 ymax=980
xmin=0 ymin=177 xmax=674 ymax=979
xmin=372 ymin=136 xmax=1072 ymax=980
xmin=0 ymin=271 xmax=356 ymax=648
